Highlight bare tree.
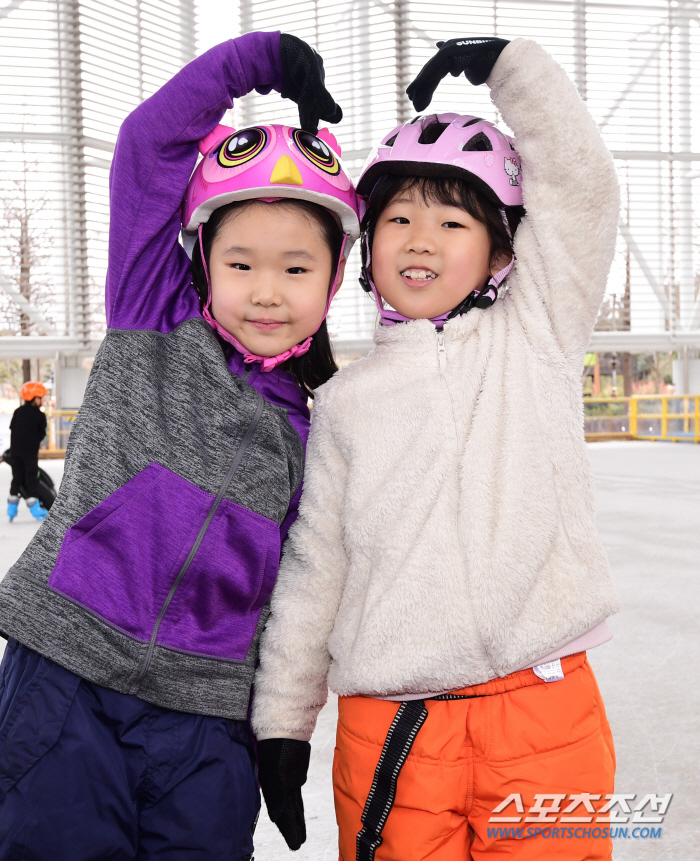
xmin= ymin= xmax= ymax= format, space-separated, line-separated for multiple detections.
xmin=0 ymin=159 xmax=56 ymax=381
xmin=0 ymin=359 xmax=24 ymax=401
xmin=595 ymin=295 xmax=625 ymax=331
xmin=637 ymin=352 xmax=674 ymax=394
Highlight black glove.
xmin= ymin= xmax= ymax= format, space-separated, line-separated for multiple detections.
xmin=280 ymin=34 xmax=343 ymax=134
xmin=257 ymin=738 xmax=311 ymax=851
xmin=406 ymin=37 xmax=510 ymax=112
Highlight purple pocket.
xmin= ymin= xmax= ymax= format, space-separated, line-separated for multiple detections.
xmin=157 ymin=498 xmax=280 ymax=660
xmin=48 ymin=463 xmax=280 ymax=660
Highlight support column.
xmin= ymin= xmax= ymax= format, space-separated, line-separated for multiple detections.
xmin=623 ymin=353 xmax=633 ymax=397
xmin=671 ymin=0 xmax=694 ymax=334
xmin=573 ymin=0 xmax=587 ymax=100
xmin=56 ymin=0 xmax=90 ymax=347
xmin=574 ymin=0 xmax=588 ymax=102
xmin=395 ymin=0 xmax=411 ymax=123
xmin=57 ymin=354 xmax=89 ymax=410
xmin=53 ymin=352 xmax=62 ymax=417
xmin=358 ymin=0 xmax=372 ymax=147
xmin=238 ymin=0 xmax=254 ymax=128
xmin=179 ymin=0 xmax=197 ymax=67
xmin=135 ymin=0 xmax=144 ymax=102
xmin=593 ymin=354 xmax=601 ymax=396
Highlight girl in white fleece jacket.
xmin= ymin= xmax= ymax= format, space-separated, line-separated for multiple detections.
xmin=253 ymin=37 xmax=620 ymax=861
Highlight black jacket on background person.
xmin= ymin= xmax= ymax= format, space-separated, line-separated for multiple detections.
xmin=10 ymin=403 xmax=47 ymax=454
xmin=9 ymin=403 xmax=47 ymax=500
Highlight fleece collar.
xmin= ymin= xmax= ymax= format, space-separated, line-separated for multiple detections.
xmin=372 ymin=310 xmax=485 ymax=353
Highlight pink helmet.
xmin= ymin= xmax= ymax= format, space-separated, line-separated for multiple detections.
xmin=182 ymin=123 xmax=360 ymax=256
xmin=181 ymin=123 xmax=361 ymax=372
xmin=357 ymin=113 xmax=522 ymax=327
xmin=356 ymin=113 xmax=522 ymax=207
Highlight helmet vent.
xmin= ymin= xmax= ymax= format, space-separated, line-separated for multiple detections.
xmin=462 ymin=117 xmax=484 ymax=128
xmin=384 ymin=133 xmax=398 ymax=147
xmin=462 ymin=132 xmax=493 ymax=152
xmin=418 ymin=122 xmax=449 ymax=145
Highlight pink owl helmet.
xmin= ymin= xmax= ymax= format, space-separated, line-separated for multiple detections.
xmin=181 ymin=123 xmax=361 ymax=372
xmin=357 ymin=114 xmax=522 ymax=327
xmin=182 ymin=123 xmax=360 ymax=254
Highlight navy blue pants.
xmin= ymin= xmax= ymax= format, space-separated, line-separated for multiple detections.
xmin=0 ymin=639 xmax=259 ymax=860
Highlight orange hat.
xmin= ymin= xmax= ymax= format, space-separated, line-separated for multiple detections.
xmin=21 ymin=381 xmax=48 ymax=401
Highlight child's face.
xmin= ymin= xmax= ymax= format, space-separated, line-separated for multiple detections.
xmin=371 ymin=189 xmax=509 ymax=320
xmin=208 ymin=203 xmax=344 ymax=357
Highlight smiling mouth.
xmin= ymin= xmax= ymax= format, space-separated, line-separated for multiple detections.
xmin=247 ymin=319 xmax=286 ymax=331
xmin=400 ymin=268 xmax=438 ymax=286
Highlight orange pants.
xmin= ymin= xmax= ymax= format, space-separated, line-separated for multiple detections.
xmin=333 ymin=653 xmax=615 ymax=860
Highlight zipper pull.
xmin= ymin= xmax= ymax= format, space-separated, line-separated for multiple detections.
xmin=436 ymin=329 xmax=447 ymax=373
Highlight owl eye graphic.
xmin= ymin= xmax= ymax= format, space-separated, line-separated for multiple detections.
xmin=216 ymin=127 xmax=269 ymax=168
xmin=292 ymin=129 xmax=340 ymax=176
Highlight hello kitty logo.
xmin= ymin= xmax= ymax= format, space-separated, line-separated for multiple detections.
xmin=504 ymin=157 xmax=520 ymax=186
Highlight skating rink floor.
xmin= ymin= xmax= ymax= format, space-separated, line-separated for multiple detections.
xmin=1 ymin=440 xmax=698 ymax=859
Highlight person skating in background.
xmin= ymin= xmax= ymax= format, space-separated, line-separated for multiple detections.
xmin=7 ymin=381 xmax=48 ymax=523
xmin=0 ymin=31 xmax=360 ymax=860
xmin=253 ymin=37 xmax=620 ymax=860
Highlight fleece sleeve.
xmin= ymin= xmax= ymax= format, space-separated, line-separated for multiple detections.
xmin=105 ymin=32 xmax=283 ymax=333
xmin=487 ymin=39 xmax=620 ymax=364
xmin=252 ymin=390 xmax=349 ymax=741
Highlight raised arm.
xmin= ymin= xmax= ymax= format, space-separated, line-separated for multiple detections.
xmin=252 ymin=390 xmax=349 ymax=741
xmin=106 ymin=33 xmax=283 ymax=332
xmin=488 ymin=39 xmax=619 ymax=361
xmin=407 ymin=37 xmax=620 ymax=363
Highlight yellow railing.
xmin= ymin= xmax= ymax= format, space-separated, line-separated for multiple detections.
xmin=44 ymin=410 xmax=78 ymax=454
xmin=38 ymin=399 xmax=700 ymax=456
xmin=584 ymin=395 xmax=700 ymax=443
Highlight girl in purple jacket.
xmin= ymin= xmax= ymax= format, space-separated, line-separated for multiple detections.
xmin=0 ymin=31 xmax=359 ymax=859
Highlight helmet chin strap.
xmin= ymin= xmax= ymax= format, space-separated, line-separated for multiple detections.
xmin=361 ymin=210 xmax=514 ymax=328
xmin=197 ymin=223 xmax=346 ymax=373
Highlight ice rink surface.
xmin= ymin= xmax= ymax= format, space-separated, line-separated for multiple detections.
xmin=1 ymin=441 xmax=698 ymax=859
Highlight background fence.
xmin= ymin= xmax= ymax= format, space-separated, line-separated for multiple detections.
xmin=584 ymin=394 xmax=700 ymax=441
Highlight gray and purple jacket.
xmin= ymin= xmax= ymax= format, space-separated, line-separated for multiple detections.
xmin=0 ymin=32 xmax=311 ymax=720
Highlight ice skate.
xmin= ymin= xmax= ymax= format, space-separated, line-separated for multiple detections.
xmin=27 ymin=497 xmax=48 ymax=522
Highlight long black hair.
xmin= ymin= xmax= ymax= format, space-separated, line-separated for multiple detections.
xmin=360 ymin=173 xmax=525 ymax=288
xmin=191 ymin=198 xmax=344 ymax=398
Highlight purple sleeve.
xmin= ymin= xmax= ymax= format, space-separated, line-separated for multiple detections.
xmin=106 ymin=32 xmax=283 ymax=332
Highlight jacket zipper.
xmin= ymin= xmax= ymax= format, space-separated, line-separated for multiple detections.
xmin=436 ymin=328 xmax=447 ymax=372
xmin=434 ymin=325 xmax=496 ymax=676
xmin=129 ymin=397 xmax=265 ymax=695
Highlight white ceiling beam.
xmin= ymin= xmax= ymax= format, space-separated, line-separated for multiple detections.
xmin=589 ymin=331 xmax=700 ymax=352
xmin=617 ymin=222 xmax=672 ymax=321
xmin=0 ymin=0 xmax=25 ymax=20
xmin=0 ymin=132 xmax=114 ymax=154
xmin=612 ymin=150 xmax=700 ymax=161
xmin=0 ymin=336 xmax=101 ymax=359
xmin=333 ymin=331 xmax=700 ymax=359
xmin=598 ymin=39 xmax=662 ymax=130
xmin=0 ymin=270 xmax=57 ymax=336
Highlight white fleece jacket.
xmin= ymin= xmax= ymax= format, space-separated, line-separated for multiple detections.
xmin=252 ymin=38 xmax=621 ymax=741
